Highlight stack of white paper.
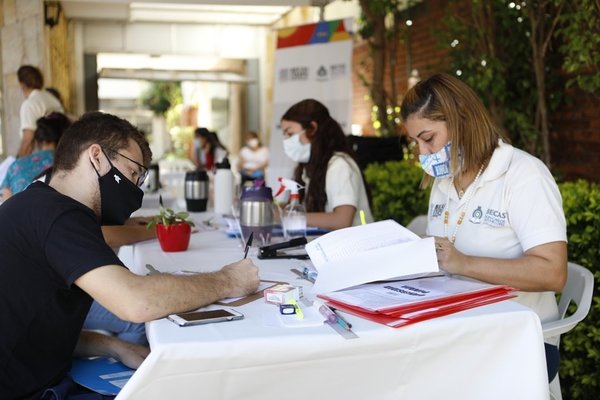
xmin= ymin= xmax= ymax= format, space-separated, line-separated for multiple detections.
xmin=305 ymin=220 xmax=439 ymax=294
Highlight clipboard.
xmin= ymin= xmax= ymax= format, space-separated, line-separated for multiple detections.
xmin=216 ymin=280 xmax=288 ymax=307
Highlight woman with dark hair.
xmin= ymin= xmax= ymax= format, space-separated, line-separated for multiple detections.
xmin=400 ymin=73 xmax=567 ymax=381
xmin=192 ymin=127 xmax=228 ymax=170
xmin=1 ymin=112 xmax=71 ymax=199
xmin=280 ymin=99 xmax=373 ymax=230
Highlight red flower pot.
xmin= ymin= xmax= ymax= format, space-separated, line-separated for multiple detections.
xmin=156 ymin=223 xmax=191 ymax=252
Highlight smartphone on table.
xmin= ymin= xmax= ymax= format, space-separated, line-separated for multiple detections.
xmin=167 ymin=308 xmax=244 ymax=327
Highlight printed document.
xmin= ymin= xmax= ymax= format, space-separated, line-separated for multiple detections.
xmin=306 ymin=220 xmax=439 ymax=293
xmin=321 ymin=276 xmax=500 ymax=313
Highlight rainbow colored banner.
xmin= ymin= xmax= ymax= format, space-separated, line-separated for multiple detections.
xmin=277 ymin=19 xmax=352 ymax=49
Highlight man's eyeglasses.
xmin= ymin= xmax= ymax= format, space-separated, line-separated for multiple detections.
xmin=103 ymin=148 xmax=149 ymax=187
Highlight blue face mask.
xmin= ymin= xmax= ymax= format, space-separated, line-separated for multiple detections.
xmin=419 ymin=142 xmax=452 ymax=178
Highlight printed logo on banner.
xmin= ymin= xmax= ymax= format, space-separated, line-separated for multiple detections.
xmin=330 ymin=63 xmax=347 ymax=79
xmin=279 ymin=67 xmax=309 ymax=83
xmin=316 ymin=65 xmax=328 ymax=81
xmin=279 ymin=69 xmax=289 ymax=82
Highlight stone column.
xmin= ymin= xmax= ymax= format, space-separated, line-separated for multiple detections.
xmin=1 ymin=0 xmax=46 ymax=157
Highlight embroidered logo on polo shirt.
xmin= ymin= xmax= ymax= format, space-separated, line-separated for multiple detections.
xmin=113 ymin=174 xmax=121 ymax=184
xmin=431 ymin=204 xmax=445 ymax=218
xmin=483 ymin=208 xmax=507 ymax=227
xmin=469 ymin=206 xmax=483 ymax=224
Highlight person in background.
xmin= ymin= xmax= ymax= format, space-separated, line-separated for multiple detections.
xmin=280 ymin=99 xmax=373 ymax=230
xmin=192 ymin=127 xmax=228 ymax=170
xmin=1 ymin=112 xmax=70 ymax=199
xmin=0 ymin=111 xmax=259 ymax=399
xmin=400 ymin=73 xmax=567 ymax=382
xmin=238 ymin=131 xmax=269 ymax=186
xmin=16 ymin=65 xmax=64 ymax=157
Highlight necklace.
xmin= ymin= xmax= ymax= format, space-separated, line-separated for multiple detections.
xmin=444 ymin=163 xmax=485 ymax=244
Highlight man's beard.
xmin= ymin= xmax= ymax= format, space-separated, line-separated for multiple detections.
xmin=91 ymin=181 xmax=102 ymax=221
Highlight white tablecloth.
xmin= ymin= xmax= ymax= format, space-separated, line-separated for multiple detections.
xmin=116 ymin=223 xmax=549 ymax=400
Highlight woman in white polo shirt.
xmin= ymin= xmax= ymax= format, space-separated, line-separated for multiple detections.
xmin=280 ymin=99 xmax=373 ymax=230
xmin=400 ymin=73 xmax=567 ymax=381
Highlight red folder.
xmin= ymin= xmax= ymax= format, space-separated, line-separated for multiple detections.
xmin=318 ymin=280 xmax=516 ymax=328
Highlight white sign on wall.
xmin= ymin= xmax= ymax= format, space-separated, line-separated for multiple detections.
xmin=267 ymin=19 xmax=354 ymax=190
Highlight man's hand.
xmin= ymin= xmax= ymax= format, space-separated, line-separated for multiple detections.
xmin=75 ymin=331 xmax=149 ymax=369
xmin=110 ymin=339 xmax=150 ymax=369
xmin=221 ymin=259 xmax=260 ymax=298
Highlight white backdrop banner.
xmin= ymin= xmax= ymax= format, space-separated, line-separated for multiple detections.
xmin=267 ymin=19 xmax=353 ymax=190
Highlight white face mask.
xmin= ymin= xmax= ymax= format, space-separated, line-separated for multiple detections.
xmin=247 ymin=138 xmax=259 ymax=149
xmin=283 ymin=132 xmax=311 ymax=163
xmin=419 ymin=142 xmax=452 ymax=178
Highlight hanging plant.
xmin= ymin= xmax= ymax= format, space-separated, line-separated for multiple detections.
xmin=141 ymin=81 xmax=182 ymax=116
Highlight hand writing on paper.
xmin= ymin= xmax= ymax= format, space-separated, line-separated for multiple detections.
xmin=434 ymin=237 xmax=467 ymax=275
xmin=221 ymin=259 xmax=260 ymax=298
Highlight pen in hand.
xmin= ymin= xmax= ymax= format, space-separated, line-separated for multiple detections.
xmin=243 ymin=231 xmax=254 ymax=259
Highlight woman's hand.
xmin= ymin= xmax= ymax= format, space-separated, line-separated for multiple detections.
xmin=434 ymin=236 xmax=467 ymax=274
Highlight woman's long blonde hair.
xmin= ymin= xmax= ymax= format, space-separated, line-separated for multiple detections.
xmin=400 ymin=73 xmax=508 ymax=185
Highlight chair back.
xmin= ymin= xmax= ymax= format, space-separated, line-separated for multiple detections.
xmin=542 ymin=262 xmax=594 ymax=340
xmin=406 ymin=215 xmax=428 ymax=237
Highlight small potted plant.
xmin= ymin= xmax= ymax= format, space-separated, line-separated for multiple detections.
xmin=147 ymin=207 xmax=195 ymax=252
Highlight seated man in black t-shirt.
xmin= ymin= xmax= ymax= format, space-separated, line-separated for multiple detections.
xmin=0 ymin=112 xmax=260 ymax=399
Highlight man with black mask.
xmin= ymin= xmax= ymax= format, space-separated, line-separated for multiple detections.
xmin=0 ymin=112 xmax=259 ymax=399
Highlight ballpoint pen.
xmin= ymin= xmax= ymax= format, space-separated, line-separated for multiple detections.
xmin=318 ymin=304 xmax=338 ymax=324
xmin=243 ymin=231 xmax=254 ymax=259
xmin=331 ymin=307 xmax=352 ymax=330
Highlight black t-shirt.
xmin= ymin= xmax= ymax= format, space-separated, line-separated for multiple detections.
xmin=0 ymin=182 xmax=123 ymax=399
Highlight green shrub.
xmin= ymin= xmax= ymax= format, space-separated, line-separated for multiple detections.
xmin=558 ymin=180 xmax=600 ymax=400
xmin=364 ymin=160 xmax=430 ymax=226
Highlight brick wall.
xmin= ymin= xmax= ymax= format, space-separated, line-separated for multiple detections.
xmin=550 ymin=89 xmax=600 ymax=181
xmin=351 ymin=0 xmax=600 ymax=182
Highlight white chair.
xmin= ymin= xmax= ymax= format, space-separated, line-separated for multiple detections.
xmin=542 ymin=262 xmax=594 ymax=400
xmin=406 ymin=215 xmax=428 ymax=237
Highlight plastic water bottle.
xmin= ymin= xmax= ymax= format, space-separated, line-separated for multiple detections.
xmin=214 ymin=157 xmax=234 ymax=215
xmin=276 ymin=178 xmax=306 ymax=239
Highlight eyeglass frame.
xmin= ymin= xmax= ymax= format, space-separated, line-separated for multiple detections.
xmin=102 ymin=147 xmax=149 ymax=187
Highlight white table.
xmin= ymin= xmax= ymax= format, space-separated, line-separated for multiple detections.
xmin=116 ymin=219 xmax=549 ymax=400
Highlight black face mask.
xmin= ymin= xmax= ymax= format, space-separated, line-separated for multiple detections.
xmin=93 ymin=152 xmax=144 ymax=226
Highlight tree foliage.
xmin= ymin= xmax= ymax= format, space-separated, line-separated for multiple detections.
xmin=355 ymin=0 xmax=416 ymax=136
xmin=556 ymin=0 xmax=600 ymax=95
xmin=438 ymin=0 xmax=565 ymax=160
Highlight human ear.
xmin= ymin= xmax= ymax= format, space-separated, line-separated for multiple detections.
xmin=88 ymin=144 xmax=103 ymax=171
xmin=305 ymin=121 xmax=318 ymax=139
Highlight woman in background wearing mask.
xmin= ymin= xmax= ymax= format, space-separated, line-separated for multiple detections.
xmin=239 ymin=131 xmax=269 ymax=186
xmin=401 ymin=73 xmax=567 ymax=382
xmin=280 ymin=99 xmax=373 ymax=230
xmin=192 ymin=127 xmax=228 ymax=170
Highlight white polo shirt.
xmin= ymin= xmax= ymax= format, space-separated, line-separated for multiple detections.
xmin=304 ymin=152 xmax=373 ymax=227
xmin=426 ymin=140 xmax=566 ymax=327
xmin=19 ymin=89 xmax=64 ymax=137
